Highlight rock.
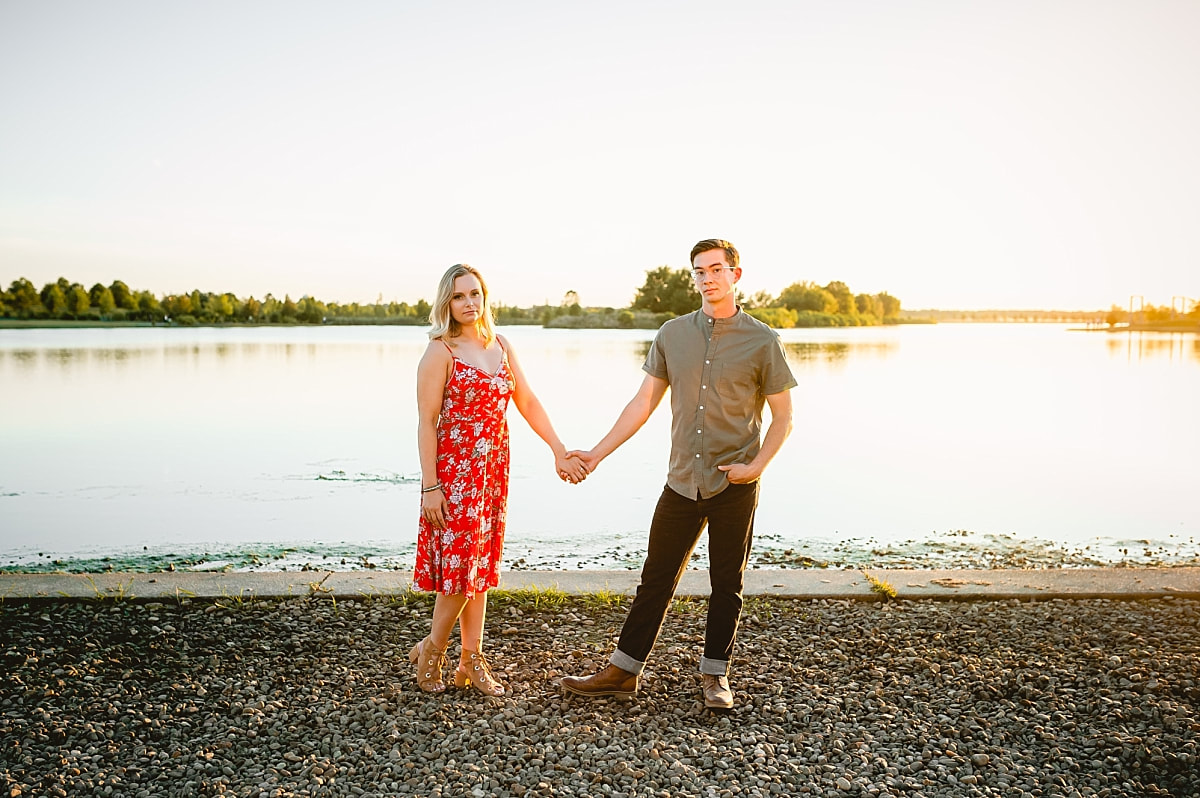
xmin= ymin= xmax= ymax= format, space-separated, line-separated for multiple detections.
xmin=1 ymin=595 xmax=1198 ymax=797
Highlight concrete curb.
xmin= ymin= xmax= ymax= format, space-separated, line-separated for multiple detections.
xmin=2 ymin=567 xmax=1198 ymax=602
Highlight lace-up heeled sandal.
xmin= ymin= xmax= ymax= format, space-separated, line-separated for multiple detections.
xmin=408 ymin=637 xmax=448 ymax=693
xmin=454 ymin=650 xmax=505 ymax=696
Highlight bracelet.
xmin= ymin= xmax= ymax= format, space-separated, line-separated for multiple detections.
xmin=421 ymin=483 xmax=442 ymax=494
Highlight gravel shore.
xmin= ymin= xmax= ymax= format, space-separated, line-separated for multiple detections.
xmin=3 ymin=593 xmax=1198 ymax=797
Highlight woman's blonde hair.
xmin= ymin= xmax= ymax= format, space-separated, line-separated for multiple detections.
xmin=427 ymin=263 xmax=497 ymax=346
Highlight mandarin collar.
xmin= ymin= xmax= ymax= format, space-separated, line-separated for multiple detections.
xmin=700 ymin=306 xmax=742 ymax=326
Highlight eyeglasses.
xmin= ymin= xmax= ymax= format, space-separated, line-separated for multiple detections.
xmin=691 ymin=267 xmax=734 ymax=281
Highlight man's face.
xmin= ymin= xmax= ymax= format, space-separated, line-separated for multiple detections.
xmin=690 ymin=249 xmax=740 ymax=304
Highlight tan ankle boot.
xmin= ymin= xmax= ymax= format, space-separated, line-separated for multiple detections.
xmin=408 ymin=637 xmax=448 ymax=693
xmin=561 ymin=664 xmax=639 ymax=697
xmin=454 ymin=649 xmax=505 ymax=696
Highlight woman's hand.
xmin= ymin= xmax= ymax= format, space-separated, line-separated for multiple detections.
xmin=556 ymin=452 xmax=589 ymax=484
xmin=422 ymin=487 xmax=448 ymax=529
xmin=566 ymin=449 xmax=601 ymax=475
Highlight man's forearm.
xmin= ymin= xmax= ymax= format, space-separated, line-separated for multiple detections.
xmin=746 ymin=406 xmax=793 ymax=477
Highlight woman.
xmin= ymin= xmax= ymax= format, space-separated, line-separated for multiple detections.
xmin=410 ymin=263 xmax=586 ymax=695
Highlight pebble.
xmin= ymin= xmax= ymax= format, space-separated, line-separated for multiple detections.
xmin=1 ymin=595 xmax=1198 ymax=796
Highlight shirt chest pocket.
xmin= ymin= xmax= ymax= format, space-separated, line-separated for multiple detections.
xmin=715 ymin=362 xmax=758 ymax=403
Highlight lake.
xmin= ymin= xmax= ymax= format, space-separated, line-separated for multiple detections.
xmin=1 ymin=323 xmax=1197 ymax=572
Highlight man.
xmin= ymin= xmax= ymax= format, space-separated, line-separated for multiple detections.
xmin=562 ymin=238 xmax=796 ymax=710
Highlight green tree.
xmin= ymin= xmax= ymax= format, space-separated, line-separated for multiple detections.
xmin=162 ymin=294 xmax=192 ymax=317
xmin=742 ymin=290 xmax=776 ymax=309
xmin=109 ymin=280 xmax=137 ymax=310
xmin=66 ymin=284 xmax=91 ymax=317
xmin=211 ymin=293 xmax=235 ymax=321
xmin=136 ymin=291 xmax=163 ymax=320
xmin=746 ymin=307 xmax=798 ymax=328
xmin=562 ymin=290 xmax=583 ymax=316
xmin=854 ymin=293 xmax=882 ymax=320
xmin=876 ymin=292 xmax=901 ymax=319
xmin=8 ymin=278 xmax=42 ymax=317
xmin=40 ymin=282 xmax=68 ymax=316
xmin=189 ymin=290 xmax=207 ymax=321
xmin=415 ymin=299 xmax=431 ymax=320
xmin=824 ymin=281 xmax=857 ymax=316
xmin=298 ymin=296 xmax=325 ymax=323
xmin=281 ymin=295 xmax=299 ymax=321
xmin=89 ymin=283 xmax=117 ymax=315
xmin=631 ymin=266 xmax=699 ymax=316
xmin=779 ymin=281 xmax=837 ymax=314
xmin=239 ymin=296 xmax=262 ymax=322
xmin=260 ymin=294 xmax=281 ymax=322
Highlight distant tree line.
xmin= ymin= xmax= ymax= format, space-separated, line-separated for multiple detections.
xmin=0 ymin=277 xmax=433 ymax=325
xmin=1 ymin=270 xmax=905 ymax=329
xmin=621 ymin=266 xmax=902 ymax=328
xmin=1104 ymin=301 xmax=1200 ymax=328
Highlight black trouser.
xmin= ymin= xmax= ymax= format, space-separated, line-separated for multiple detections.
xmin=610 ymin=481 xmax=759 ymax=676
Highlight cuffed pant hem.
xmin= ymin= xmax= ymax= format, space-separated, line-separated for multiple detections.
xmin=610 ymin=649 xmax=646 ymax=676
xmin=699 ymin=656 xmax=729 ymax=676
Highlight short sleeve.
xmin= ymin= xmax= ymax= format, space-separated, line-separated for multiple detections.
xmin=760 ymin=333 xmax=797 ymax=395
xmin=642 ymin=330 xmax=669 ymax=380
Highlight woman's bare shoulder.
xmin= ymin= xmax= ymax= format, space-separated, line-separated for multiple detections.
xmin=420 ymin=338 xmax=453 ymax=363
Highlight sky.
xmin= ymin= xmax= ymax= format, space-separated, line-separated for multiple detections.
xmin=2 ymin=0 xmax=1198 ymax=312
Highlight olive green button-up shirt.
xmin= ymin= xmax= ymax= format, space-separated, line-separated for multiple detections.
xmin=643 ymin=308 xmax=797 ymax=500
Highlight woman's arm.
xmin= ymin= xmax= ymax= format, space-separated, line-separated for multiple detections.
xmin=502 ymin=335 xmax=587 ymax=483
xmin=416 ymin=341 xmax=452 ymax=528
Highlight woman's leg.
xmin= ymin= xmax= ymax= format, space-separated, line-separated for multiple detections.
xmin=458 ymin=592 xmax=488 ymax=657
xmin=431 ymin=592 xmax=470 ymax=648
xmin=454 ymin=591 xmax=505 ymax=695
xmin=410 ymin=592 xmax=469 ymax=692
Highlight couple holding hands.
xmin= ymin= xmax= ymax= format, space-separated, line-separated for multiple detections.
xmin=410 ymin=239 xmax=796 ymax=710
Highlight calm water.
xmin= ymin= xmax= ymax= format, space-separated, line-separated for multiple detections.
xmin=1 ymin=324 xmax=1197 ymax=572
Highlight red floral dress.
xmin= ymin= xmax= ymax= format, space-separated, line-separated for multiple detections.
xmin=413 ymin=342 xmax=513 ymax=597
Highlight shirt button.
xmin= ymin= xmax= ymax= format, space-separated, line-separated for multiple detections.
xmin=695 ymin=454 xmax=701 ymax=458
xmin=699 ymin=405 xmax=704 ymax=410
xmin=697 ymin=429 xmax=702 ymax=434
xmin=702 ymin=385 xmax=707 ymax=389
xmin=705 ymin=360 xmax=710 ymax=364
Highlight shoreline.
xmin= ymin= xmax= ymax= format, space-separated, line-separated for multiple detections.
xmin=6 ymin=524 xmax=1200 ymax=576
xmin=4 ymin=567 xmax=1200 ymax=603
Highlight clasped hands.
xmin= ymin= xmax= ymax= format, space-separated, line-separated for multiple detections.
xmin=555 ymin=451 xmax=590 ymax=484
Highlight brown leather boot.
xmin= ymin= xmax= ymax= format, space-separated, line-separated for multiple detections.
xmin=701 ymin=674 xmax=734 ymax=710
xmin=561 ymin=664 xmax=639 ymax=697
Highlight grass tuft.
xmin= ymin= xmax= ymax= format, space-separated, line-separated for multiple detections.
xmin=489 ymin=586 xmax=570 ymax=611
xmin=862 ymin=570 xmax=898 ymax=601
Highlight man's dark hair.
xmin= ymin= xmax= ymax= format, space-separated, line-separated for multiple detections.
xmin=689 ymin=239 xmax=739 ymax=269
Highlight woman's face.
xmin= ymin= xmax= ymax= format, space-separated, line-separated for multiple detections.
xmin=449 ymin=273 xmax=485 ymax=326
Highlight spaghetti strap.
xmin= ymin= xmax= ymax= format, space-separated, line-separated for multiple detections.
xmin=441 ymin=341 xmax=453 ymax=354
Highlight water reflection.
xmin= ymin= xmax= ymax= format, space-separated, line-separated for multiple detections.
xmin=1104 ymin=332 xmax=1200 ymax=363
xmin=781 ymin=340 xmax=898 ymax=368
xmin=0 ymin=350 xmax=38 ymax=371
xmin=629 ymin=339 xmax=899 ymax=366
xmin=785 ymin=341 xmax=848 ymax=363
xmin=2 ymin=324 xmax=1197 ymax=572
